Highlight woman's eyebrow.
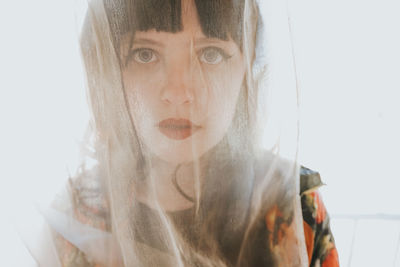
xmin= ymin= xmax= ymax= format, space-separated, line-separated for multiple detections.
xmin=132 ymin=38 xmax=165 ymax=48
xmin=195 ymin=37 xmax=227 ymax=45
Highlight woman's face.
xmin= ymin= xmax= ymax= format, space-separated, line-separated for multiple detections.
xmin=121 ymin=0 xmax=245 ymax=164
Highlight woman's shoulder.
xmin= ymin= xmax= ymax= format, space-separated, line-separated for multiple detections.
xmin=66 ymin=166 xmax=110 ymax=230
xmin=256 ymin=156 xmax=339 ymax=266
xmin=252 ymin=150 xmax=324 ymax=194
xmin=300 ymin=166 xmax=324 ymax=195
xmin=298 ymin=166 xmax=340 ymax=267
xmin=49 ymin=166 xmax=112 ymax=267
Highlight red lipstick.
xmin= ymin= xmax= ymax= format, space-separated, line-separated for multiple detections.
xmin=158 ymin=118 xmax=200 ymax=140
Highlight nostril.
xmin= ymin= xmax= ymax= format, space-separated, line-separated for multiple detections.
xmin=161 ymin=96 xmax=172 ymax=104
xmin=161 ymin=85 xmax=194 ymax=105
xmin=185 ymin=93 xmax=194 ymax=103
xmin=161 ymin=92 xmax=171 ymax=103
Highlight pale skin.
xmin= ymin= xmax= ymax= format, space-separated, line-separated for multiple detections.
xmin=121 ymin=0 xmax=246 ymax=211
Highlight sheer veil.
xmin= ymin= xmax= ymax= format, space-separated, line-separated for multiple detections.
xmin=27 ymin=0 xmax=308 ymax=266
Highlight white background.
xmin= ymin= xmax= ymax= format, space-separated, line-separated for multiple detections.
xmin=0 ymin=0 xmax=399 ymax=266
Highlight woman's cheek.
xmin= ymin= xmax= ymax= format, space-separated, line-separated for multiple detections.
xmin=209 ymin=66 xmax=243 ymax=108
xmin=124 ymin=65 xmax=162 ymax=103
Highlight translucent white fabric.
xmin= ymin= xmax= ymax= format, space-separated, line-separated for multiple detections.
xmin=29 ymin=0 xmax=308 ymax=266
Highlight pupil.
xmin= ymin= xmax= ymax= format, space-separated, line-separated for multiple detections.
xmin=140 ymin=50 xmax=152 ymax=62
xmin=204 ymin=49 xmax=218 ymax=62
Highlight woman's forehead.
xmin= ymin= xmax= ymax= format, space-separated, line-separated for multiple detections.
xmin=181 ymin=0 xmax=201 ymax=31
xmin=131 ymin=30 xmax=210 ymax=45
xmin=122 ymin=12 xmax=238 ymax=50
xmin=133 ymin=1 xmax=203 ymax=40
xmin=104 ymin=0 xmax=244 ymax=49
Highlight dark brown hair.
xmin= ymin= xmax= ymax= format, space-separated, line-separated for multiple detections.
xmin=104 ymin=0 xmax=244 ymax=53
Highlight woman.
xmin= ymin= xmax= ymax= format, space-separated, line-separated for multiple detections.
xmin=36 ymin=0 xmax=339 ymax=266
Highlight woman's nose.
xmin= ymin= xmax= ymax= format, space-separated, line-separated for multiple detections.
xmin=160 ymin=61 xmax=196 ymax=105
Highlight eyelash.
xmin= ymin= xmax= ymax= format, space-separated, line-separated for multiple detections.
xmin=125 ymin=46 xmax=233 ymax=66
xmin=125 ymin=48 xmax=158 ymax=66
xmin=198 ymin=47 xmax=233 ymax=64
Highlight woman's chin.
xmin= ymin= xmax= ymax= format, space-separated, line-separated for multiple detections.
xmin=140 ymin=130 xmax=223 ymax=165
xmin=152 ymin=146 xmax=204 ymax=165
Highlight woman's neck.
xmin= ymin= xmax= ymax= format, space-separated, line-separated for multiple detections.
xmin=134 ymin=157 xmax=204 ymax=212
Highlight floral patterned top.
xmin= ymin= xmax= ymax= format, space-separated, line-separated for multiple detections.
xmin=53 ymin=166 xmax=339 ymax=267
xmin=299 ymin=167 xmax=339 ymax=267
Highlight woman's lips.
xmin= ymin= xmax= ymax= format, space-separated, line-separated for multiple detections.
xmin=158 ymin=118 xmax=200 ymax=140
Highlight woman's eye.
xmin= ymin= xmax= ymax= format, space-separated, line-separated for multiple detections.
xmin=199 ymin=47 xmax=232 ymax=65
xmin=132 ymin=48 xmax=157 ymax=64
